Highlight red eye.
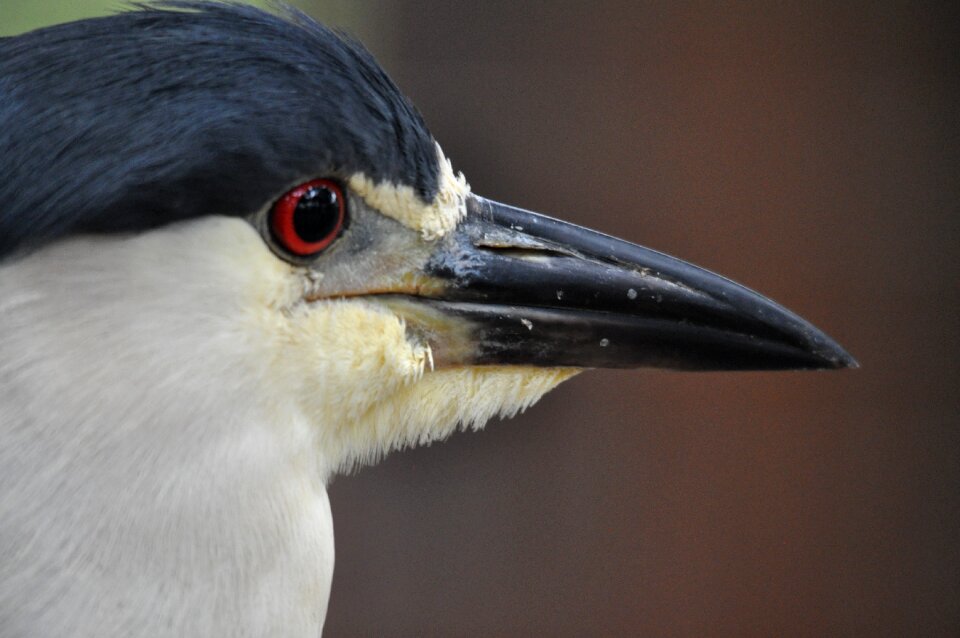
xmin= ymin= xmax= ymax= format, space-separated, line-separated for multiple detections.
xmin=270 ymin=179 xmax=346 ymax=257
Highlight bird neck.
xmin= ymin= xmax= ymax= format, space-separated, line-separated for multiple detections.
xmin=0 ymin=220 xmax=335 ymax=636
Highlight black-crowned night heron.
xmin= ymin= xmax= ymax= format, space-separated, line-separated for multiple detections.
xmin=0 ymin=2 xmax=855 ymax=635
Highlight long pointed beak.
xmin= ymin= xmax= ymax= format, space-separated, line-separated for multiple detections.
xmin=375 ymin=195 xmax=856 ymax=371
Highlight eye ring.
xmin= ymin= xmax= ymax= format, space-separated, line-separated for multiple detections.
xmin=270 ymin=178 xmax=346 ymax=257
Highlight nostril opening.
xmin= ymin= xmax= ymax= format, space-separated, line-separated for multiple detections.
xmin=478 ymin=246 xmax=575 ymax=260
xmin=473 ymin=239 xmax=579 ymax=260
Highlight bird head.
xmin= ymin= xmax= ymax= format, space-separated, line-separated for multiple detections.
xmin=0 ymin=2 xmax=854 ymax=475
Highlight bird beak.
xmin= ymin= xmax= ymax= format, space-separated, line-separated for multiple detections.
xmin=369 ymin=194 xmax=856 ymax=371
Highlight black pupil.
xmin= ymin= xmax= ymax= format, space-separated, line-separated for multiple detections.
xmin=293 ymin=186 xmax=340 ymax=242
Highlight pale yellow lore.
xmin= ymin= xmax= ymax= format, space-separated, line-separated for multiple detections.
xmin=348 ymin=144 xmax=470 ymax=241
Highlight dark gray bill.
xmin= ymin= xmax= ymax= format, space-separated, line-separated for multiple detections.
xmin=398 ymin=194 xmax=856 ymax=371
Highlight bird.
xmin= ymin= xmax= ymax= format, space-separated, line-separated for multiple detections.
xmin=0 ymin=2 xmax=855 ymax=636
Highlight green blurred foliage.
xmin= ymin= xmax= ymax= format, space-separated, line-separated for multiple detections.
xmin=0 ymin=1 xmax=266 ymax=36
xmin=0 ymin=1 xmax=371 ymax=37
xmin=2 ymin=0 xmax=117 ymax=36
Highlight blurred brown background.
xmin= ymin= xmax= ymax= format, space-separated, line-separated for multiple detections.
xmin=5 ymin=1 xmax=959 ymax=635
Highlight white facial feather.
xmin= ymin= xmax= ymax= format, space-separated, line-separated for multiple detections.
xmin=0 ymin=215 xmax=575 ymax=636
